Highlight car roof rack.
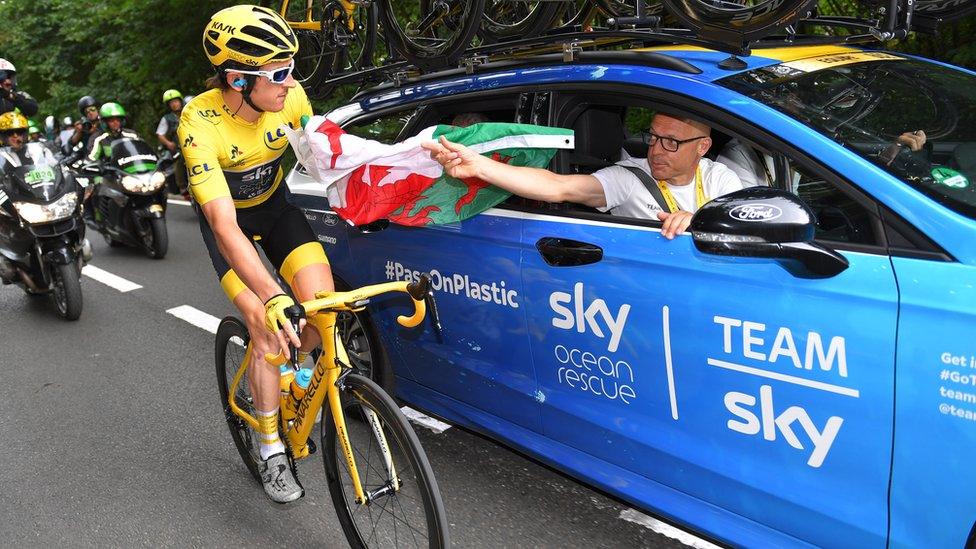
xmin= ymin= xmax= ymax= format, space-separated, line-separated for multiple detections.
xmin=321 ymin=8 xmax=944 ymax=97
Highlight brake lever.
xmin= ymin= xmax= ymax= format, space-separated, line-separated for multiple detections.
xmin=284 ymin=303 xmax=306 ymax=368
xmin=425 ymin=289 xmax=442 ymax=342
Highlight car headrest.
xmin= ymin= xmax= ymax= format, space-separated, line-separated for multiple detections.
xmin=563 ymin=107 xmax=624 ymax=173
xmin=952 ymin=142 xmax=976 ymax=176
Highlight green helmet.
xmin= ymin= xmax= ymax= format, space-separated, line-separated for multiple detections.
xmin=99 ymin=102 xmax=127 ymax=119
xmin=28 ymin=123 xmax=40 ymax=134
xmin=163 ymin=89 xmax=182 ymax=103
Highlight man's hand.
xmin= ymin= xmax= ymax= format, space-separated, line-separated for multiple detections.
xmin=263 ymin=294 xmax=302 ymax=361
xmin=896 ymin=130 xmax=927 ymax=152
xmin=657 ymin=210 xmax=694 ymax=239
xmin=422 ymin=135 xmax=483 ymax=180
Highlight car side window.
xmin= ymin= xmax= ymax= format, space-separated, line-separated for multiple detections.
xmin=785 ymin=160 xmax=881 ymax=246
xmin=343 ymin=110 xmax=417 ymax=143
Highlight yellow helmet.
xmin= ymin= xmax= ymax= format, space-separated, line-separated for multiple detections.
xmin=0 ymin=111 xmax=29 ymax=131
xmin=202 ymin=5 xmax=298 ymax=69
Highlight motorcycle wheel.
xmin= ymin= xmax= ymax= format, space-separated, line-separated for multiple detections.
xmin=52 ymin=262 xmax=83 ymax=321
xmin=144 ymin=217 xmax=168 ymax=260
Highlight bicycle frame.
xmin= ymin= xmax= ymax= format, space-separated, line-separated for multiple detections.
xmin=226 ymin=279 xmax=428 ymax=504
xmin=279 ymin=0 xmax=361 ymax=31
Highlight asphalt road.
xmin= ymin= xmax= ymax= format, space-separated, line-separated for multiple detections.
xmin=0 ymin=199 xmax=714 ymax=548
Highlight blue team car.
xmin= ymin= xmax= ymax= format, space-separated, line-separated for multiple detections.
xmin=286 ymin=44 xmax=976 ymax=547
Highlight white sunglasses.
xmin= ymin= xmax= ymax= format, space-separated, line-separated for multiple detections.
xmin=234 ymin=59 xmax=295 ymax=84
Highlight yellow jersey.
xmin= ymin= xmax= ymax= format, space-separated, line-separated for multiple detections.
xmin=177 ymin=85 xmax=312 ymax=208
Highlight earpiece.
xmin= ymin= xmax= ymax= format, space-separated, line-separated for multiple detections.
xmin=233 ymin=78 xmax=247 ymax=89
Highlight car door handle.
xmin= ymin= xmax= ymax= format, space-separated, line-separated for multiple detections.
xmin=536 ymin=237 xmax=603 ymax=267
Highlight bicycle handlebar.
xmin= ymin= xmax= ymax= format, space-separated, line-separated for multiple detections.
xmin=303 ymin=273 xmax=434 ymax=329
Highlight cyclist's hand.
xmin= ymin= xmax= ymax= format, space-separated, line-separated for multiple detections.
xmin=264 ymin=294 xmax=301 ymax=354
xmin=423 ymin=136 xmax=482 ymax=180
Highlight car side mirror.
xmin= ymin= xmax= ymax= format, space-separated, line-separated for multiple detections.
xmin=690 ymin=187 xmax=849 ymax=278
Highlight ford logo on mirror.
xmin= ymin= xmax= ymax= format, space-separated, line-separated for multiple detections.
xmin=729 ymin=203 xmax=782 ymax=222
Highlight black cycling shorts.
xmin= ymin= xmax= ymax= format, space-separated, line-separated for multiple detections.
xmin=193 ymin=185 xmax=328 ymax=301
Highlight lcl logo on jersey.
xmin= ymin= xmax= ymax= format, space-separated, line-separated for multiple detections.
xmin=264 ymin=127 xmax=288 ymax=150
xmin=197 ymin=109 xmax=222 ymax=125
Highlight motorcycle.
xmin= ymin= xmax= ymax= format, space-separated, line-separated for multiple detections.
xmin=83 ymin=137 xmax=171 ymax=259
xmin=0 ymin=142 xmax=90 ymax=320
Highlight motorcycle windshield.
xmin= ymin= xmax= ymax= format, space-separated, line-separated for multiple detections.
xmin=110 ymin=139 xmax=158 ymax=175
xmin=4 ymin=143 xmax=67 ymax=203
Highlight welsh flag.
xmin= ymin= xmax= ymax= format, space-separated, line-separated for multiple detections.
xmin=288 ymin=116 xmax=574 ymax=226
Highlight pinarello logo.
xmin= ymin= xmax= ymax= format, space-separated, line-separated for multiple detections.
xmin=729 ymin=203 xmax=782 ymax=222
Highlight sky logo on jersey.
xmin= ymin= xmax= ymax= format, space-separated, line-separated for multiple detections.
xmin=264 ymin=127 xmax=288 ymax=150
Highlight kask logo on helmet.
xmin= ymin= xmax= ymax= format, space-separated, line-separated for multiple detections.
xmin=210 ymin=21 xmax=236 ymax=35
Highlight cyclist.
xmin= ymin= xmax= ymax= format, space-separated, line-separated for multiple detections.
xmin=0 ymin=58 xmax=38 ymax=117
xmin=179 ymin=4 xmax=332 ymax=504
xmin=87 ymin=102 xmax=139 ymax=163
xmin=156 ymin=89 xmax=183 ymax=154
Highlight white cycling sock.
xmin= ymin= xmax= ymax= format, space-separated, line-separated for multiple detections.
xmin=255 ymin=407 xmax=286 ymax=460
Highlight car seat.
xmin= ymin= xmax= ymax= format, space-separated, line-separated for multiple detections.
xmin=560 ymin=106 xmax=625 ymax=174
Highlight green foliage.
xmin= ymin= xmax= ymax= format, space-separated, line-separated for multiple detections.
xmin=0 ymin=0 xmax=972 ymax=142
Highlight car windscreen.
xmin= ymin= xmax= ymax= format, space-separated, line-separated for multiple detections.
xmin=721 ymin=53 xmax=976 ymax=220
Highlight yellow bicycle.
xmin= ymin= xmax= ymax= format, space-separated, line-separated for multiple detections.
xmin=215 ymin=274 xmax=449 ymax=548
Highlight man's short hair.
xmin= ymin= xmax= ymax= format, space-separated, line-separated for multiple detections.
xmin=653 ymin=112 xmax=711 ymax=136
xmin=452 ymin=112 xmax=489 ymax=128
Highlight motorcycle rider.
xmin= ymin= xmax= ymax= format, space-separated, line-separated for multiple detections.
xmin=28 ymin=121 xmax=44 ymax=142
xmin=69 ymin=95 xmax=101 ymax=152
xmin=0 ymin=59 xmax=38 ymax=118
xmin=0 ymin=112 xmax=32 ymax=163
xmin=87 ymin=102 xmax=139 ymax=163
xmin=57 ymin=116 xmax=76 ymax=152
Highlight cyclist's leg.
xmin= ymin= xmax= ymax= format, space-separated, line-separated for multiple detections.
xmin=195 ymin=204 xmax=287 ymax=456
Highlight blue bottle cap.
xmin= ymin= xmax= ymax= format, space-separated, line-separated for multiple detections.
xmin=295 ymin=368 xmax=313 ymax=388
xmin=279 ymin=364 xmax=291 ymax=374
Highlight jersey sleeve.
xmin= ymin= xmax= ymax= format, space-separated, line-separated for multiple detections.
xmin=178 ymin=110 xmax=230 ymax=206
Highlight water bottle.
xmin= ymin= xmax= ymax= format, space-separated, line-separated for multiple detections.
xmin=282 ymin=368 xmax=313 ymax=421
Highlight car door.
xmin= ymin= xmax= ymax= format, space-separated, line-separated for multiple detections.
xmin=338 ymin=101 xmax=543 ymax=433
xmin=524 ymin=100 xmax=897 ymax=547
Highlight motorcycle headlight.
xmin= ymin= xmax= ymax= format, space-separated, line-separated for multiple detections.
xmin=122 ymin=173 xmax=166 ymax=193
xmin=13 ymin=193 xmax=79 ymax=224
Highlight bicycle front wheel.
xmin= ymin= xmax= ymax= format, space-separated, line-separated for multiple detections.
xmin=322 ymin=373 xmax=448 ymax=548
xmin=215 ymin=317 xmax=262 ymax=482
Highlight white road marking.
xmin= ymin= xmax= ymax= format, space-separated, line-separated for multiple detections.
xmin=167 ymin=198 xmax=191 ymax=206
xmin=81 ymin=265 xmax=142 ymax=293
xmin=619 ymin=509 xmax=721 ymax=549
xmin=167 ymin=305 xmax=221 ymax=334
xmin=707 ymin=358 xmax=860 ymax=397
xmin=400 ymin=406 xmax=452 ymax=434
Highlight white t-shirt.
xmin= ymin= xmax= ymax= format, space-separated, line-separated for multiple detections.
xmin=592 ymin=152 xmax=743 ymax=219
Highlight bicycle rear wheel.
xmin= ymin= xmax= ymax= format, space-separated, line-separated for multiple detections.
xmin=661 ymin=0 xmax=817 ymax=46
xmin=215 ymin=317 xmax=262 ymax=482
xmin=322 ymin=373 xmax=448 ymax=548
xmin=378 ymin=0 xmax=485 ymax=70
